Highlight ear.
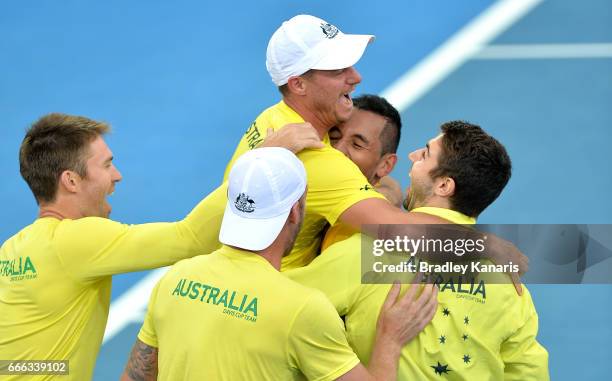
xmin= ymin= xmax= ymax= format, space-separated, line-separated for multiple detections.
xmin=58 ymin=170 xmax=81 ymax=194
xmin=287 ymin=201 xmax=302 ymax=224
xmin=433 ymin=176 xmax=455 ymax=198
xmin=286 ymin=76 xmax=308 ymax=96
xmin=375 ymin=153 xmax=398 ymax=181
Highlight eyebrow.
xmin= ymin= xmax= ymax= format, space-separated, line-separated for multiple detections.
xmin=354 ymin=134 xmax=370 ymax=145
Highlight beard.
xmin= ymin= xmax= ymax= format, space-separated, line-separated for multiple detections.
xmin=282 ymin=212 xmax=304 ymax=257
xmin=405 ymin=179 xmax=433 ymax=211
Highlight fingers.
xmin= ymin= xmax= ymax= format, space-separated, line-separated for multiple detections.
xmin=308 ymin=140 xmax=326 ymax=149
xmin=410 ymin=281 xmax=438 ymax=334
xmin=511 ymin=273 xmax=523 ymax=296
xmin=266 ymin=127 xmax=274 ymax=136
xmin=381 ymin=281 xmax=401 ymax=311
xmin=518 ymin=253 xmax=529 ymax=275
xmin=300 ymin=137 xmax=325 ymax=150
xmin=396 ymin=284 xmax=418 ymax=310
xmin=406 ymin=283 xmax=439 ymax=341
xmin=419 ymin=285 xmax=438 ymax=319
xmin=417 ymin=297 xmax=438 ymax=332
xmin=289 ymin=123 xmax=324 ymax=152
xmin=412 ymin=283 xmax=434 ymax=310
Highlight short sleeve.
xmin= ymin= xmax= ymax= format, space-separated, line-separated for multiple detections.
xmin=288 ymin=291 xmax=360 ymax=381
xmin=298 ymin=147 xmax=387 ymax=226
xmin=137 ymin=281 xmax=161 ymax=348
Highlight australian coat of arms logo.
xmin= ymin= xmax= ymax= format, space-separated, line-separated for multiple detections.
xmin=320 ymin=22 xmax=339 ymax=39
xmin=235 ymin=193 xmax=255 ymax=213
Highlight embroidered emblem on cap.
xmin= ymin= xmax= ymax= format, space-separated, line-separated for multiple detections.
xmin=320 ymin=22 xmax=339 ymax=39
xmin=235 ymin=193 xmax=255 ymax=213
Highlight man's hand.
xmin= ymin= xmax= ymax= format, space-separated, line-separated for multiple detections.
xmin=376 ymin=176 xmax=404 ymax=208
xmin=487 ymin=234 xmax=529 ymax=295
xmin=362 ymin=277 xmax=438 ymax=381
xmin=377 ymin=278 xmax=438 ymax=348
xmin=260 ymin=123 xmax=325 ymax=153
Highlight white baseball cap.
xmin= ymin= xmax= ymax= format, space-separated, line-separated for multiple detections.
xmin=266 ymin=14 xmax=375 ymax=86
xmin=219 ymin=147 xmax=307 ymax=251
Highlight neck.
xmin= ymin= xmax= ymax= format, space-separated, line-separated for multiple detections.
xmin=38 ymin=197 xmax=82 ymax=220
xmin=256 ymin=249 xmax=282 ymax=271
xmin=255 ymin=227 xmax=295 ymax=271
xmin=416 ymin=196 xmax=451 ymax=211
xmin=283 ymin=97 xmax=328 ymax=140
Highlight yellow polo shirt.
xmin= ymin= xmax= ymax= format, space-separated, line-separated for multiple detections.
xmin=138 ymin=245 xmax=360 ymax=381
xmin=223 ymin=100 xmax=386 ymax=270
xmin=287 ymin=207 xmax=549 ymax=380
xmin=0 ymin=195 xmax=220 ymax=381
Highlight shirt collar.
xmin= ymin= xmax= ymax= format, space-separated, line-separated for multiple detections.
xmin=279 ymin=100 xmax=331 ymax=146
xmin=412 ymin=207 xmax=476 ymax=225
xmin=217 ymin=245 xmax=276 ymax=268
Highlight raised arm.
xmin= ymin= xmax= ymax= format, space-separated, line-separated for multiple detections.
xmin=260 ymin=122 xmax=325 ymax=153
xmin=339 ymin=198 xmax=527 ymax=295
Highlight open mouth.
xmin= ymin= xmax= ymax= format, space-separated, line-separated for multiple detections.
xmin=342 ymin=92 xmax=352 ymax=105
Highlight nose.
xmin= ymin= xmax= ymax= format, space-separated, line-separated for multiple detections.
xmin=408 ymin=148 xmax=422 ymax=163
xmin=333 ymin=139 xmax=351 ymax=158
xmin=345 ymin=66 xmax=362 ymax=85
xmin=113 ymin=166 xmax=123 ymax=183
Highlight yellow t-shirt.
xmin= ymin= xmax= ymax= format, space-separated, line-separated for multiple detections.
xmin=321 ymin=222 xmax=358 ymax=252
xmin=287 ymin=207 xmax=549 ymax=380
xmin=223 ymin=100 xmax=386 ymax=270
xmin=0 ymin=195 xmax=220 ymax=381
xmin=138 ymin=245 xmax=360 ymax=381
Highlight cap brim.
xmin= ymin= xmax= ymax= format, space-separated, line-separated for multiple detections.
xmin=219 ymin=202 xmax=290 ymax=251
xmin=311 ymin=34 xmax=374 ymax=70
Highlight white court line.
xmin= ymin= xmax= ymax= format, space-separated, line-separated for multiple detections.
xmin=472 ymin=43 xmax=612 ymax=59
xmin=103 ymin=267 xmax=167 ymax=344
xmin=381 ymin=0 xmax=543 ymax=112
xmin=103 ymin=0 xmax=543 ymax=345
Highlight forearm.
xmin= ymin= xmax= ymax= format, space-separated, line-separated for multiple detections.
xmin=339 ymin=199 xmax=447 ymax=236
xmin=179 ymin=182 xmax=227 ymax=253
xmin=366 ymin=335 xmax=402 ymax=381
xmin=339 ymin=198 xmax=525 ymax=279
xmin=55 ymin=212 xmax=223 ymax=280
xmin=121 ymin=339 xmax=158 ymax=381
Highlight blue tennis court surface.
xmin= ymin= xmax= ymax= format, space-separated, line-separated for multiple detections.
xmin=1 ymin=0 xmax=610 ymax=379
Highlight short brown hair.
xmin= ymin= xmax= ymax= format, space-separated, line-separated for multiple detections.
xmin=19 ymin=113 xmax=110 ymax=204
xmin=430 ymin=121 xmax=511 ymax=217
